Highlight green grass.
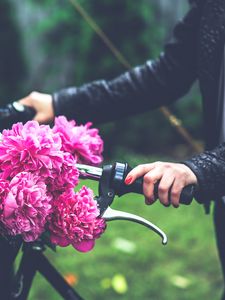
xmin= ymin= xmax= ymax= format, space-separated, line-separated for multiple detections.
xmin=22 ymin=179 xmax=223 ymax=300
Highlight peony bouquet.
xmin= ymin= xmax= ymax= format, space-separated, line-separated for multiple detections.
xmin=0 ymin=116 xmax=106 ymax=252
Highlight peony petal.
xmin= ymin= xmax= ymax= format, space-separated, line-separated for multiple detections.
xmin=50 ymin=233 xmax=70 ymax=247
xmin=4 ymin=192 xmax=18 ymax=218
xmin=72 ymin=239 xmax=95 ymax=252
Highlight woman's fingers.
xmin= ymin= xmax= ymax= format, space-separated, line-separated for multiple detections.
xmin=125 ymin=163 xmax=156 ymax=184
xmin=157 ymin=171 xmax=175 ymax=206
xmin=124 ymin=163 xmax=158 ymax=205
xmin=125 ymin=162 xmax=198 ymax=207
xmin=143 ymin=168 xmax=163 ymax=205
xmin=170 ymin=179 xmax=184 ymax=208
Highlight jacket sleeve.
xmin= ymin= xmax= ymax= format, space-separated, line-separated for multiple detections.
xmin=53 ymin=1 xmax=203 ymax=124
xmin=183 ymin=142 xmax=225 ymax=202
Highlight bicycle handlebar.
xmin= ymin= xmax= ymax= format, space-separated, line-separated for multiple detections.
xmin=109 ymin=162 xmax=196 ymax=205
xmin=0 ymin=102 xmax=36 ymax=131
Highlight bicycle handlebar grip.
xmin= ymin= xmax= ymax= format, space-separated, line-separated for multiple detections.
xmin=0 ymin=102 xmax=36 ymax=132
xmin=112 ymin=162 xmax=196 ymax=205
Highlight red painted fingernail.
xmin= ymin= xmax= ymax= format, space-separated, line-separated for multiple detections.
xmin=125 ymin=176 xmax=132 ymax=185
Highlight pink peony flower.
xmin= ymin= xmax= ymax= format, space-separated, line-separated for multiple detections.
xmin=49 ymin=186 xmax=106 ymax=252
xmin=0 ymin=118 xmax=106 ymax=251
xmin=0 ymin=177 xmax=10 ymax=214
xmin=47 ymin=152 xmax=79 ymax=195
xmin=1 ymin=172 xmax=52 ymax=242
xmin=0 ymin=121 xmax=64 ymax=179
xmin=53 ymin=116 xmax=103 ymax=165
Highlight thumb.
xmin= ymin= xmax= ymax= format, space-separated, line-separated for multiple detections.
xmin=19 ymin=97 xmax=32 ymax=107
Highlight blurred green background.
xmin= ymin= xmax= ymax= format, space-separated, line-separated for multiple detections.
xmin=1 ymin=0 xmax=222 ymax=299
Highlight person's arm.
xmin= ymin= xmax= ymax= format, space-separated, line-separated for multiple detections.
xmin=53 ymin=1 xmax=202 ymax=124
xmin=125 ymin=142 xmax=225 ymax=207
xmin=20 ymin=0 xmax=203 ymax=124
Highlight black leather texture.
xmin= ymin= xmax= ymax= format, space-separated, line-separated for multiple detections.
xmin=183 ymin=143 xmax=225 ymax=202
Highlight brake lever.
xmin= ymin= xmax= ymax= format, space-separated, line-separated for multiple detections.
xmin=102 ymin=206 xmax=167 ymax=245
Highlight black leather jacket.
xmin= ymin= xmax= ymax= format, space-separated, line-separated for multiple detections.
xmin=53 ymin=0 xmax=225 ymax=202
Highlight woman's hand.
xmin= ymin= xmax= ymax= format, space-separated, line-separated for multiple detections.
xmin=125 ymin=162 xmax=198 ymax=208
xmin=19 ymin=91 xmax=54 ymax=124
